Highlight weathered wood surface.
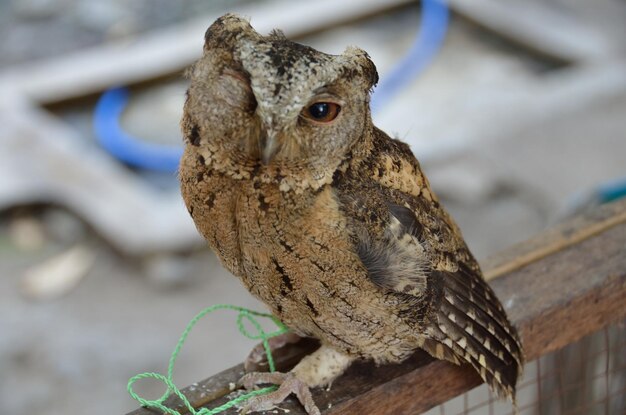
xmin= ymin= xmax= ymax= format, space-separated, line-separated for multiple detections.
xmin=127 ymin=199 xmax=626 ymax=415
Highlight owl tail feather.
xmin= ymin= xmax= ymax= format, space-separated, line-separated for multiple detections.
xmin=425 ymin=270 xmax=524 ymax=403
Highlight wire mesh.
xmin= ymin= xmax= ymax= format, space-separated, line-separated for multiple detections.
xmin=422 ymin=319 xmax=626 ymax=415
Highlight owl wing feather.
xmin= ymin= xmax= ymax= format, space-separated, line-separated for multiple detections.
xmin=341 ymin=128 xmax=523 ymax=400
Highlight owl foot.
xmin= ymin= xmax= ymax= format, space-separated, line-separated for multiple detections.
xmin=244 ymin=332 xmax=303 ymax=373
xmin=239 ymin=371 xmax=321 ymax=415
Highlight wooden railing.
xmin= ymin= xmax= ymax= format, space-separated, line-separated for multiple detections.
xmin=127 ymin=198 xmax=626 ymax=415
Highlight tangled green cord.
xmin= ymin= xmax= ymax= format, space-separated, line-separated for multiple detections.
xmin=128 ymin=304 xmax=289 ymax=414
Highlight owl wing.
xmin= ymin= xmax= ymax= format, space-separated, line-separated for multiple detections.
xmin=341 ymin=129 xmax=523 ymax=400
xmin=378 ymin=203 xmax=523 ymax=400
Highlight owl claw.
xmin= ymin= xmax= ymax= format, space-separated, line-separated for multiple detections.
xmin=240 ymin=372 xmax=321 ymax=415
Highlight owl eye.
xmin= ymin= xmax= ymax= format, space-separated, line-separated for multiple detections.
xmin=302 ymin=102 xmax=341 ymax=123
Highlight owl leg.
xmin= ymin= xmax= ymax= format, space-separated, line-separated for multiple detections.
xmin=244 ymin=332 xmax=304 ymax=372
xmin=240 ymin=345 xmax=354 ymax=415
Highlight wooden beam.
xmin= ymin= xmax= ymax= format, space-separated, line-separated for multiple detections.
xmin=127 ymin=198 xmax=626 ymax=414
xmin=482 ymin=197 xmax=626 ymax=281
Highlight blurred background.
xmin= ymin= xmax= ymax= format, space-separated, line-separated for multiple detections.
xmin=1 ymin=0 xmax=625 ymax=414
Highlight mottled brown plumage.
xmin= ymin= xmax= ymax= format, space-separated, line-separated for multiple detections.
xmin=179 ymin=14 xmax=524 ymax=414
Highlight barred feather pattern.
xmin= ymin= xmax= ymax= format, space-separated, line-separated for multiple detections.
xmin=351 ymin=200 xmax=524 ymax=401
xmin=428 ymin=266 xmax=523 ymax=400
xmin=385 ymin=205 xmax=524 ymax=401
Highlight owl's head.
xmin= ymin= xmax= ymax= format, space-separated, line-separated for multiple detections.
xmin=182 ymin=14 xmax=378 ymax=192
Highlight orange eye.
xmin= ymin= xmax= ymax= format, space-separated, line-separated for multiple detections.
xmin=302 ymin=102 xmax=341 ymax=123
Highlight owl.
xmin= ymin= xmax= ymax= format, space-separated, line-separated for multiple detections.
xmin=179 ymin=14 xmax=523 ymax=414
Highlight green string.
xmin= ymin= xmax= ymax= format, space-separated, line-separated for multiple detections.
xmin=128 ymin=304 xmax=289 ymax=415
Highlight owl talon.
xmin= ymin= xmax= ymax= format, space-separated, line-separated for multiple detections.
xmin=239 ymin=372 xmax=321 ymax=415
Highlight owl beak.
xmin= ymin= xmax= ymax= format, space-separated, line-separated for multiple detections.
xmin=261 ymin=130 xmax=278 ymax=164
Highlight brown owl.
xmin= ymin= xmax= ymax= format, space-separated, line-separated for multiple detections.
xmin=179 ymin=14 xmax=523 ymax=414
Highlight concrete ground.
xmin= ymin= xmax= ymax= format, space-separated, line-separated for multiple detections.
xmin=1 ymin=4 xmax=625 ymax=415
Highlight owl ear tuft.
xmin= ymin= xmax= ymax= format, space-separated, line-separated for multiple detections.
xmin=204 ymin=14 xmax=257 ymax=51
xmin=342 ymin=46 xmax=379 ymax=90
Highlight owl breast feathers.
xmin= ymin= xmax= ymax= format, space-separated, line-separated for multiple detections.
xmin=180 ymin=13 xmax=524 ymax=404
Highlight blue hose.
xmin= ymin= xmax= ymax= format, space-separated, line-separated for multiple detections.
xmin=94 ymin=87 xmax=183 ymax=172
xmin=94 ymin=0 xmax=450 ymax=172
xmin=371 ymin=0 xmax=449 ymax=112
xmin=597 ymin=177 xmax=626 ymax=204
